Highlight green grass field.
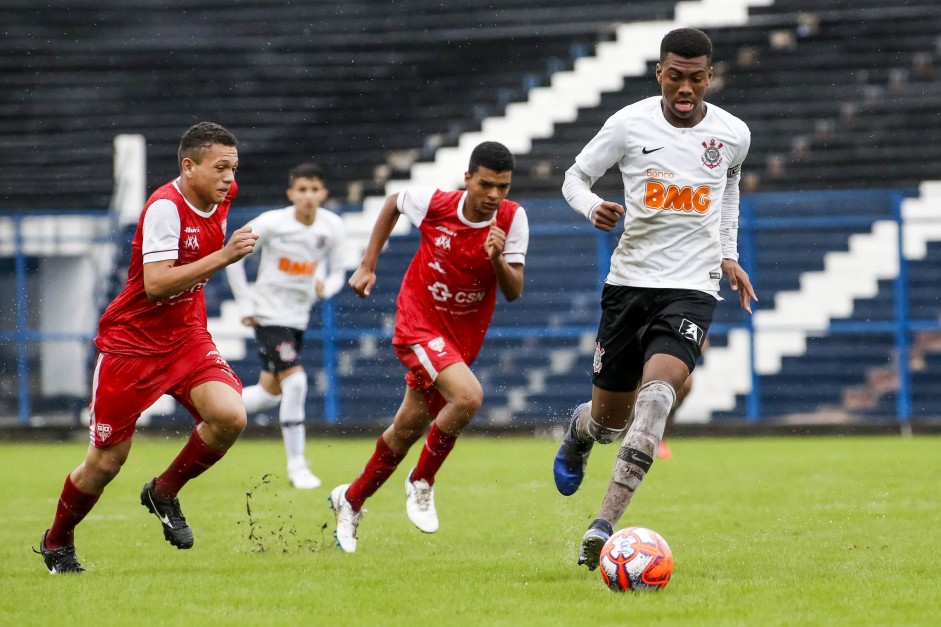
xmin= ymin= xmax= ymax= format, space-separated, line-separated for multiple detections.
xmin=3 ymin=434 xmax=940 ymax=626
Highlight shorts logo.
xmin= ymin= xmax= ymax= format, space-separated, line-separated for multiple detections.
xmin=96 ymin=422 xmax=113 ymax=442
xmin=593 ymin=342 xmax=605 ymax=374
xmin=276 ymin=341 xmax=298 ymax=363
xmin=428 ymin=337 xmax=446 ymax=354
xmin=679 ymin=319 xmax=705 ymax=346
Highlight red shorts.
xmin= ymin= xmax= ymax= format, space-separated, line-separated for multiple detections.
xmin=394 ymin=337 xmax=467 ymax=417
xmin=87 ymin=340 xmax=242 ymax=447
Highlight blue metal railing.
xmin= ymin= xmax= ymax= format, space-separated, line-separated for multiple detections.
xmin=2 ymin=189 xmax=938 ymax=426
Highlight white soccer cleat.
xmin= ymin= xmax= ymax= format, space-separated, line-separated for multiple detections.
xmin=329 ymin=484 xmax=362 ymax=553
xmin=405 ymin=471 xmax=439 ymax=533
xmin=287 ymin=459 xmax=321 ymax=489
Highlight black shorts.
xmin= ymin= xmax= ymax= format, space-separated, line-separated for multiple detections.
xmin=592 ymin=285 xmax=716 ymax=393
xmin=255 ymin=326 xmax=304 ymax=374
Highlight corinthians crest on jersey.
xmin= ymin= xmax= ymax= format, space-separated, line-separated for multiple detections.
xmin=701 ymin=138 xmax=724 ymax=169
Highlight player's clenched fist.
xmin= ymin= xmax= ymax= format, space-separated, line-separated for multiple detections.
xmin=485 ymin=221 xmax=507 ymax=261
xmin=225 ymin=225 xmax=259 ymax=261
xmin=590 ymin=201 xmax=625 ymax=232
xmin=348 ymin=265 xmax=377 ymax=298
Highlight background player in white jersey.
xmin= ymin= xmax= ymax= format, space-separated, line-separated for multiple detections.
xmin=553 ymin=28 xmax=758 ymax=570
xmin=328 ymin=142 xmax=529 ymax=553
xmin=226 ymin=163 xmax=346 ymax=489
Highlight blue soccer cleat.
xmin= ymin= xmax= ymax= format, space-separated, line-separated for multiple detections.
xmin=553 ymin=403 xmax=594 ymax=496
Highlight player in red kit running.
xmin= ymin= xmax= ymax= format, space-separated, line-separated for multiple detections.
xmin=36 ymin=122 xmax=259 ymax=574
xmin=329 ymin=141 xmax=529 ymax=553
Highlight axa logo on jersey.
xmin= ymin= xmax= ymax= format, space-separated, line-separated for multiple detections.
xmin=644 ymin=181 xmax=711 ymax=213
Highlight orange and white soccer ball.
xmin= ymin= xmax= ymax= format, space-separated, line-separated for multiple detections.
xmin=599 ymin=526 xmax=674 ymax=592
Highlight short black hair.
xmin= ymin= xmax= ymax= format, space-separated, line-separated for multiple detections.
xmin=660 ymin=28 xmax=713 ymax=63
xmin=288 ymin=162 xmax=327 ymax=186
xmin=178 ymin=122 xmax=237 ymax=166
xmin=468 ymin=141 xmax=515 ymax=174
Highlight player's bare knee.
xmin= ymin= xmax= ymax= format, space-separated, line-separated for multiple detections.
xmin=84 ymin=452 xmax=125 ymax=484
xmin=205 ymin=407 xmax=247 ymax=437
xmin=455 ymin=382 xmax=484 ymax=414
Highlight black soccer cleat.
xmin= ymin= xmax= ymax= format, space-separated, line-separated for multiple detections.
xmin=140 ymin=479 xmax=194 ymax=550
xmin=578 ymin=519 xmax=613 ymax=571
xmin=36 ymin=529 xmax=85 ymax=574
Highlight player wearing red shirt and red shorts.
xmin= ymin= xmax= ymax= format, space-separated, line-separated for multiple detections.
xmin=36 ymin=122 xmax=259 ymax=574
xmin=329 ymin=141 xmax=530 ymax=553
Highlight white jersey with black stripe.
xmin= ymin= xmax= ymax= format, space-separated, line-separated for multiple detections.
xmin=226 ymin=206 xmax=346 ymax=330
xmin=568 ymin=96 xmax=750 ymax=293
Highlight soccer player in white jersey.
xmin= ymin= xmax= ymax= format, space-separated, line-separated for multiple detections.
xmin=226 ymin=163 xmax=346 ymax=489
xmin=553 ymin=28 xmax=758 ymax=570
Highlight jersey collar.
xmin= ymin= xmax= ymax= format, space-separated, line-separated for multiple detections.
xmin=456 ymin=191 xmax=492 ymax=228
xmin=173 ymin=178 xmax=218 ymax=217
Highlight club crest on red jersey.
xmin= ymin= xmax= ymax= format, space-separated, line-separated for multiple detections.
xmin=701 ymin=138 xmax=724 ymax=169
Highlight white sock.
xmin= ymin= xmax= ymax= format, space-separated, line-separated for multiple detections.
xmin=279 ymin=371 xmax=308 ymax=464
xmin=242 ymin=384 xmax=281 ymax=413
xmin=598 ymin=380 xmax=675 ymax=525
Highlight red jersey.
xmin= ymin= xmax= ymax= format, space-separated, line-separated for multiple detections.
xmin=96 ymin=179 xmax=237 ymax=356
xmin=393 ymin=188 xmax=529 ymax=364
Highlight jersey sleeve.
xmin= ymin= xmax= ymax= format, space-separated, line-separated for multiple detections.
xmin=320 ymin=213 xmax=348 ymax=299
xmin=396 ymin=187 xmax=437 ymax=227
xmin=719 ymin=122 xmax=751 ymax=261
xmin=574 ymin=110 xmax=628 ymax=179
xmin=503 ymin=208 xmax=529 ymax=265
xmin=141 ymin=199 xmax=181 ymax=263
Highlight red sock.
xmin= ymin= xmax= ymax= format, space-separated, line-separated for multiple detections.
xmin=46 ymin=475 xmax=100 ymax=549
xmin=345 ymin=435 xmax=406 ymax=511
xmin=153 ymin=429 xmax=225 ymax=500
xmin=410 ymin=423 xmax=458 ymax=486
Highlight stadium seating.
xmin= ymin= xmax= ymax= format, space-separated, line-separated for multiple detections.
xmin=3 ymin=1 xmax=940 ymax=428
xmin=7 ymin=1 xmax=938 ymax=209
xmin=0 ymin=0 xmax=676 ymax=210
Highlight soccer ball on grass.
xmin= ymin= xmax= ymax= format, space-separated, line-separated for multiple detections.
xmin=598 ymin=526 xmax=673 ymax=592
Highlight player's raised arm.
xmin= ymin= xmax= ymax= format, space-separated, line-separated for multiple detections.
xmin=485 ymin=221 xmax=525 ymax=301
xmin=348 ymin=193 xmax=400 ymax=298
